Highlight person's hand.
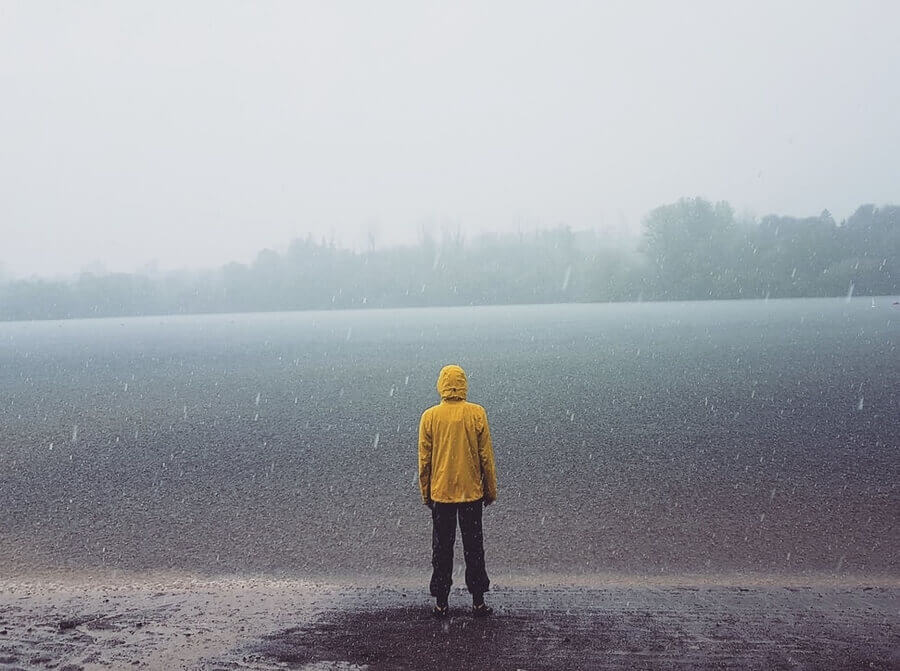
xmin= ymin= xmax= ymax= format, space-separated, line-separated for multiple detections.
xmin=425 ymin=500 xmax=434 ymax=510
xmin=483 ymin=497 xmax=495 ymax=507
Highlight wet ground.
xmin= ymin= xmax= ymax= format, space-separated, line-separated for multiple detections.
xmin=250 ymin=584 xmax=899 ymax=671
xmin=1 ymin=577 xmax=897 ymax=670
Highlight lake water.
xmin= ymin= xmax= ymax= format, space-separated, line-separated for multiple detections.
xmin=1 ymin=297 xmax=897 ymax=579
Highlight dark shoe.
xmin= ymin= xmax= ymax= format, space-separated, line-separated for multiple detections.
xmin=472 ymin=603 xmax=493 ymax=617
xmin=432 ymin=604 xmax=449 ymax=618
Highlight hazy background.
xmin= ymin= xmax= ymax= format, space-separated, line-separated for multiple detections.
xmin=2 ymin=0 xmax=899 ymax=279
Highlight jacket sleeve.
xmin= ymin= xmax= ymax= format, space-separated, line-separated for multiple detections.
xmin=477 ymin=409 xmax=498 ymax=502
xmin=418 ymin=410 xmax=433 ymax=504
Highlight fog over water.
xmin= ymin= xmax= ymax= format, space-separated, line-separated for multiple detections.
xmin=2 ymin=1 xmax=899 ymax=279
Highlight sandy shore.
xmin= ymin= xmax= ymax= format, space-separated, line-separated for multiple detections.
xmin=1 ymin=573 xmax=897 ymax=670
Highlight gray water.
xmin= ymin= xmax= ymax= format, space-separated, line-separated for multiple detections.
xmin=1 ymin=297 xmax=897 ymax=578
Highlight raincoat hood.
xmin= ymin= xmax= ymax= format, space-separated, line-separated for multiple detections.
xmin=437 ymin=364 xmax=468 ymax=401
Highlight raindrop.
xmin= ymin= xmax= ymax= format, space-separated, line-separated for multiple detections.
xmin=846 ymin=282 xmax=855 ymax=301
xmin=71 ymin=425 xmax=78 ymax=443
xmin=254 ymin=392 xmax=261 ymax=406
xmin=373 ymin=433 xmax=380 ymax=449
xmin=561 ymin=266 xmax=572 ymax=291
xmin=857 ymin=397 xmax=864 ymax=411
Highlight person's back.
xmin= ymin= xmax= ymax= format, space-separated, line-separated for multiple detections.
xmin=418 ymin=364 xmax=497 ymax=617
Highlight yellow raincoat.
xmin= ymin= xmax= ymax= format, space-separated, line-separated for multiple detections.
xmin=418 ymin=365 xmax=498 ymax=504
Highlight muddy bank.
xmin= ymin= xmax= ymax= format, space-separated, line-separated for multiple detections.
xmin=0 ymin=576 xmax=897 ymax=670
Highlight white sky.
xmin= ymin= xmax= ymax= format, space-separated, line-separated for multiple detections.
xmin=1 ymin=1 xmax=898 ymax=278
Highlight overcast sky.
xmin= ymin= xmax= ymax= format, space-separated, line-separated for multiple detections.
xmin=1 ymin=1 xmax=898 ymax=278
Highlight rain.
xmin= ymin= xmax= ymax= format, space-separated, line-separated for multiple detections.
xmin=0 ymin=2 xmax=898 ymax=669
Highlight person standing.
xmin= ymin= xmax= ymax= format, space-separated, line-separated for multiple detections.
xmin=418 ymin=364 xmax=498 ymax=617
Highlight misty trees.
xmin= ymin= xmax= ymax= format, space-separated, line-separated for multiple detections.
xmin=637 ymin=200 xmax=898 ymax=300
xmin=641 ymin=198 xmax=739 ymax=299
xmin=752 ymin=210 xmax=841 ymax=297
xmin=834 ymin=205 xmax=900 ymax=295
xmin=1 ymin=200 xmax=897 ymax=321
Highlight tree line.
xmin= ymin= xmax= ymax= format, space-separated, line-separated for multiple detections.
xmin=2 ymin=199 xmax=897 ymax=321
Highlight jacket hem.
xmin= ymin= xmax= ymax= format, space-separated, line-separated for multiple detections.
xmin=431 ymin=495 xmax=486 ymax=504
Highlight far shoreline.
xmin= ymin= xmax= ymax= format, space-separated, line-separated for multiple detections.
xmin=1 ymin=293 xmax=898 ymax=325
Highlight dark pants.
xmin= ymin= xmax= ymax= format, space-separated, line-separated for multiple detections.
xmin=430 ymin=499 xmax=490 ymax=600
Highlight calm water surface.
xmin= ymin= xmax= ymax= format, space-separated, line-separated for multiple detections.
xmin=1 ymin=298 xmax=897 ymax=579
